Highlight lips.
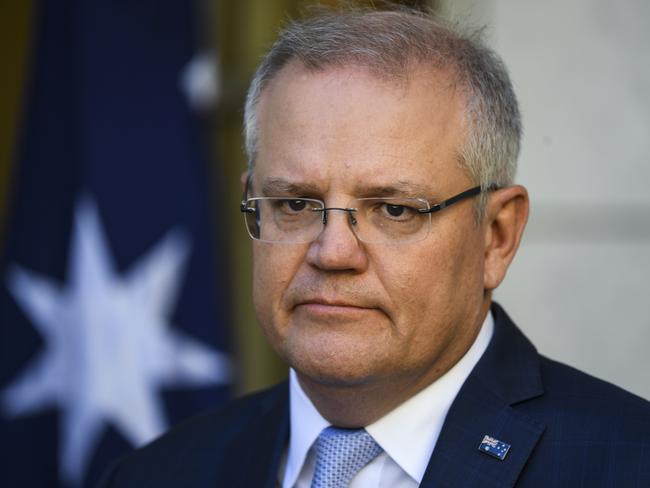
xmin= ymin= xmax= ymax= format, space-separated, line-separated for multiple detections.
xmin=295 ymin=298 xmax=372 ymax=309
xmin=293 ymin=302 xmax=377 ymax=325
xmin=290 ymin=296 xmax=384 ymax=326
xmin=285 ymin=281 xmax=385 ymax=315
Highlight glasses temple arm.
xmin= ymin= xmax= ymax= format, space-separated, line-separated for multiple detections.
xmin=240 ymin=173 xmax=254 ymax=212
xmin=419 ymin=185 xmax=498 ymax=214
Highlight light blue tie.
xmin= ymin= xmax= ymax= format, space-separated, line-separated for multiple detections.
xmin=310 ymin=427 xmax=383 ymax=488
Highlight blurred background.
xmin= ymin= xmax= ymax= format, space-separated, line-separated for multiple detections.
xmin=0 ymin=0 xmax=648 ymax=486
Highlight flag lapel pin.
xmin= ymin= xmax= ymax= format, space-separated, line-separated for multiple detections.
xmin=478 ymin=434 xmax=511 ymax=460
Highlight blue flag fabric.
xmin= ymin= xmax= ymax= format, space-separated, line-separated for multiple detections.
xmin=0 ymin=1 xmax=231 ymax=487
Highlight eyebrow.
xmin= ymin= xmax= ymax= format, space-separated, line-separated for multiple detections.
xmin=356 ymin=181 xmax=440 ymax=199
xmin=260 ymin=178 xmax=323 ymax=196
xmin=259 ymin=177 xmax=440 ymax=200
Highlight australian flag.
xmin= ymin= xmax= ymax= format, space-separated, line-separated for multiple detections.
xmin=0 ymin=1 xmax=231 ymax=487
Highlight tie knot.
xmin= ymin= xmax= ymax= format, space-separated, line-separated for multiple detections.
xmin=311 ymin=427 xmax=382 ymax=488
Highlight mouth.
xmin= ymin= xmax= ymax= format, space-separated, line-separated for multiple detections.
xmin=293 ymin=298 xmax=379 ymax=320
xmin=294 ymin=297 xmax=374 ymax=308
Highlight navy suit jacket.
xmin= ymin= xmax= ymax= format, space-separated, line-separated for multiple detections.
xmin=98 ymin=304 xmax=650 ymax=487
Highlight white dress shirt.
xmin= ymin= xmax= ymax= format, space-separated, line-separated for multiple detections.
xmin=279 ymin=311 xmax=495 ymax=488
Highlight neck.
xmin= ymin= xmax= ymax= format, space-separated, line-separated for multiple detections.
xmin=296 ymin=374 xmax=421 ymax=427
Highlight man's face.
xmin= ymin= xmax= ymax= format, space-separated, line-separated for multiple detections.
xmin=251 ymin=63 xmax=490 ymax=395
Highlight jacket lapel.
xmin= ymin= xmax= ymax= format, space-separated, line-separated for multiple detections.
xmin=229 ymin=383 xmax=290 ymax=488
xmin=420 ymin=304 xmax=546 ymax=487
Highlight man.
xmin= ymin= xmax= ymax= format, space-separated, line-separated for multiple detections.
xmin=99 ymin=7 xmax=650 ymax=487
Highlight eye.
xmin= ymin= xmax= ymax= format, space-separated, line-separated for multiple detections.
xmin=379 ymin=202 xmax=418 ymax=221
xmin=385 ymin=204 xmax=406 ymax=217
xmin=286 ymin=199 xmax=307 ymax=212
xmin=274 ymin=198 xmax=317 ymax=215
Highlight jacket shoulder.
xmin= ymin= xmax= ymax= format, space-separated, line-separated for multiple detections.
xmin=97 ymin=383 xmax=288 ymax=487
xmin=514 ymin=357 xmax=650 ymax=485
xmin=537 ymin=354 xmax=650 ymax=427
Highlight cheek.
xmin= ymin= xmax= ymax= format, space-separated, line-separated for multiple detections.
xmin=382 ymin=246 xmax=453 ymax=303
xmin=252 ymin=244 xmax=302 ymax=326
xmin=378 ymin=234 xmax=483 ymax=327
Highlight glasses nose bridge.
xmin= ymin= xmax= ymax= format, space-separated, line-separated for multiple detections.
xmin=311 ymin=206 xmax=360 ymax=244
xmin=319 ymin=206 xmax=358 ymax=226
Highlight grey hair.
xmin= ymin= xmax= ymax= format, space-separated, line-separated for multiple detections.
xmin=243 ymin=7 xmax=521 ymax=220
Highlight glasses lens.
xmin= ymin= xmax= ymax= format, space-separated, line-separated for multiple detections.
xmin=352 ymin=198 xmax=431 ymax=243
xmin=243 ymin=197 xmax=324 ymax=243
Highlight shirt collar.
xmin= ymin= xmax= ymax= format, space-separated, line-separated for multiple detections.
xmin=284 ymin=311 xmax=494 ymax=487
xmin=284 ymin=369 xmax=330 ymax=488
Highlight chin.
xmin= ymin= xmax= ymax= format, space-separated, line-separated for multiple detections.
xmin=299 ymin=363 xmax=377 ymax=389
xmin=282 ymin=334 xmax=389 ymax=388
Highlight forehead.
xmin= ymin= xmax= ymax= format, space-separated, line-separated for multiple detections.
xmin=255 ymin=63 xmax=469 ymax=195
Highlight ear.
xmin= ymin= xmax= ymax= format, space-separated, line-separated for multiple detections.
xmin=483 ymin=185 xmax=529 ymax=291
xmin=240 ymin=170 xmax=250 ymax=191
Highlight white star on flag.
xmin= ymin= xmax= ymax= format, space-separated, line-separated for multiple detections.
xmin=1 ymin=197 xmax=231 ymax=486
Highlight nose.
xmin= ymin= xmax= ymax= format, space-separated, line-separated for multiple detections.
xmin=305 ymin=208 xmax=368 ymax=272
